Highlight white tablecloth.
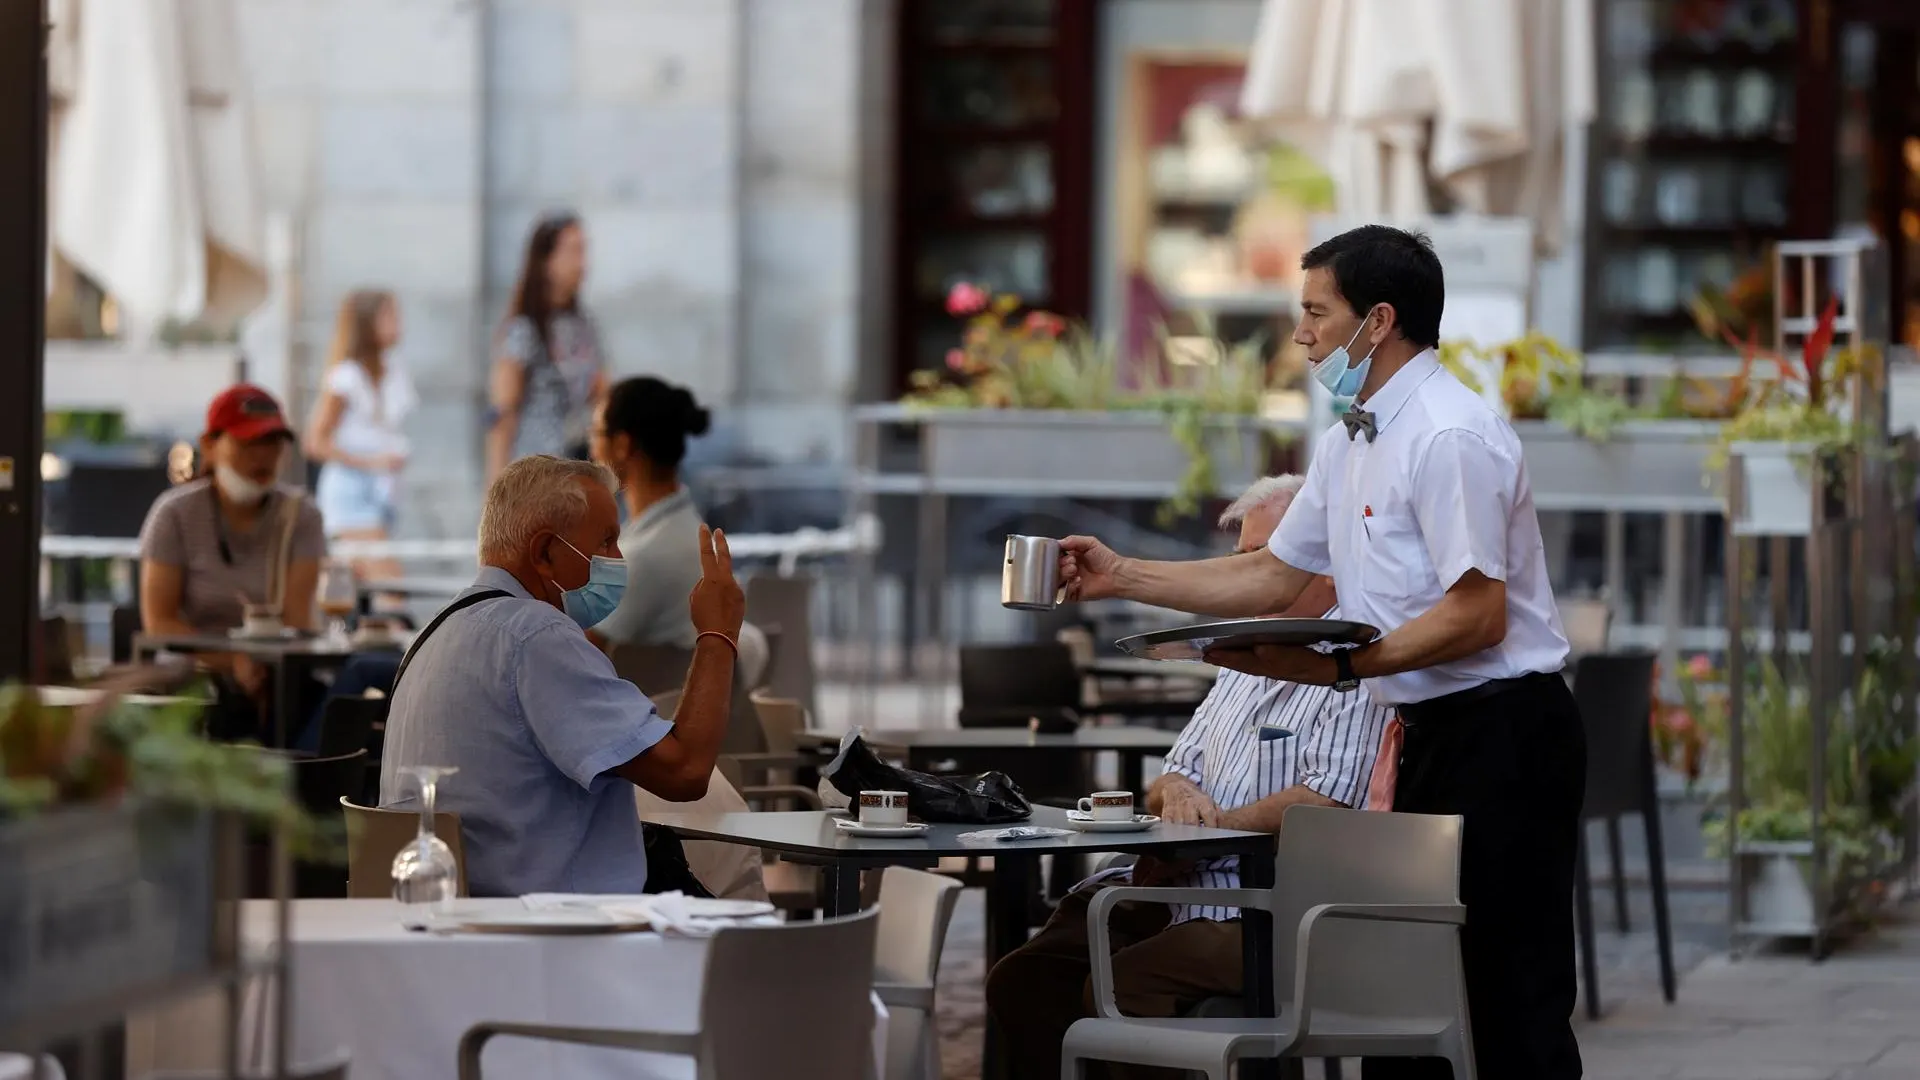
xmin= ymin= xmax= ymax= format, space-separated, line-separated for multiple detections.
xmin=127 ymin=900 xmax=885 ymax=1080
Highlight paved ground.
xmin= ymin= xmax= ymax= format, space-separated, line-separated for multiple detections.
xmin=1578 ymin=900 xmax=1920 ymax=1080
xmin=929 ymin=877 xmax=1920 ymax=1080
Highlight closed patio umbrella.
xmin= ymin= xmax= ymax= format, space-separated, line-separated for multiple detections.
xmin=1239 ymin=0 xmax=1593 ymax=253
xmin=49 ymin=0 xmax=267 ymax=336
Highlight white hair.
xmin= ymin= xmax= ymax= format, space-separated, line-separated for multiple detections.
xmin=477 ymin=455 xmax=617 ymax=564
xmin=1217 ymin=474 xmax=1305 ymax=529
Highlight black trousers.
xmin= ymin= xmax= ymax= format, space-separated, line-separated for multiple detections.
xmin=1363 ymin=672 xmax=1587 ymax=1080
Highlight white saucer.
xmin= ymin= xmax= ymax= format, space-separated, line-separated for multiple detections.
xmin=1065 ymin=812 xmax=1160 ymax=833
xmin=834 ymin=819 xmax=930 ymax=838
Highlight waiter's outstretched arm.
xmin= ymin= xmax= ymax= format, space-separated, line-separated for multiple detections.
xmin=1060 ymin=542 xmax=1316 ymax=618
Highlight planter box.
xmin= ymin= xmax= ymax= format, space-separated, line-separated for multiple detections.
xmin=1514 ymin=420 xmax=1723 ymax=513
xmin=0 ymin=804 xmax=232 ymax=1040
xmin=918 ymin=409 xmax=1273 ymax=498
xmin=1727 ymin=441 xmax=1824 ymax=537
xmin=1736 ymin=843 xmax=1819 ymax=933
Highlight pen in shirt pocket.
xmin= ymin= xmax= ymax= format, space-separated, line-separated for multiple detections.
xmin=1362 ymin=503 xmax=1373 ymax=540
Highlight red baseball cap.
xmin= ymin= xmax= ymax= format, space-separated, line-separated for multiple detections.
xmin=205 ymin=384 xmax=293 ymax=442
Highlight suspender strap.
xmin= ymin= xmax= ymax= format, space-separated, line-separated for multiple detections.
xmin=390 ymin=589 xmax=512 ymax=695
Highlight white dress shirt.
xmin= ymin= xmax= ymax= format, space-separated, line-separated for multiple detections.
xmin=1267 ymin=349 xmax=1569 ymax=707
xmin=1077 ymin=610 xmax=1394 ymax=924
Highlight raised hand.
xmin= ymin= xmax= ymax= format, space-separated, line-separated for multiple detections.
xmin=688 ymin=524 xmax=746 ymax=638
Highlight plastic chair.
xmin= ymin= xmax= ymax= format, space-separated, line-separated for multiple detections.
xmin=457 ymin=908 xmax=881 ymax=1080
xmin=317 ymin=695 xmax=386 ymax=759
xmin=957 ymin=643 xmax=1081 ymax=731
xmin=339 ymin=796 xmax=469 ymax=899
xmin=745 ymin=574 xmax=821 ymax=721
xmin=748 ymin=690 xmax=811 ymax=757
xmin=1571 ymin=652 xmax=1676 ymax=1018
xmin=1061 ymin=805 xmax=1474 ymax=1080
xmin=873 ymin=868 xmax=964 ymax=1080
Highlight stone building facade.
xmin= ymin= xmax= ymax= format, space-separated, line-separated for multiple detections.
xmin=236 ymin=0 xmax=891 ymax=535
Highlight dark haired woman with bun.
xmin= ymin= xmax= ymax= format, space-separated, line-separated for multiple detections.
xmin=584 ymin=376 xmax=715 ymax=649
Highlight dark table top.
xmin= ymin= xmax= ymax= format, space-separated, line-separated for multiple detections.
xmin=796 ymin=726 xmax=1180 ymax=752
xmin=640 ymin=805 xmax=1270 ymax=864
xmin=134 ymin=631 xmax=358 ymax=659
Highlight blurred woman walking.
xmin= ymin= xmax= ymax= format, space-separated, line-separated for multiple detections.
xmin=486 ymin=211 xmax=607 ymax=485
xmin=306 ymin=288 xmax=414 ymax=588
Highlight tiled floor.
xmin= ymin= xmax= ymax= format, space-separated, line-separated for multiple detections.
xmin=933 ymin=889 xmax=1920 ymax=1080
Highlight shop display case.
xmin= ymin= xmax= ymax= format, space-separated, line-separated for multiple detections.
xmin=889 ymin=0 xmax=1097 ymax=393
xmin=1582 ymin=0 xmax=1801 ymax=351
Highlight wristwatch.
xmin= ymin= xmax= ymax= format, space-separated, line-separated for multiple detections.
xmin=1331 ymin=649 xmax=1360 ymax=693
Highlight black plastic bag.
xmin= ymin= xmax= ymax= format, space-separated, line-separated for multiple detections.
xmin=822 ymin=732 xmax=1032 ymax=824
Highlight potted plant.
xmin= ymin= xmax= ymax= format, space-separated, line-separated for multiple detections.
xmin=0 ymin=675 xmax=326 ymax=1032
xmin=1706 ymin=298 xmax=1870 ymax=534
xmin=1438 ymin=333 xmax=1726 ymax=508
xmin=1704 ymin=654 xmax=1908 ymax=929
xmin=904 ymin=283 xmax=1278 ymax=526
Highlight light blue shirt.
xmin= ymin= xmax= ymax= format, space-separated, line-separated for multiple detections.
xmin=380 ymin=566 xmax=674 ymax=896
xmin=593 ymin=488 xmax=704 ymax=648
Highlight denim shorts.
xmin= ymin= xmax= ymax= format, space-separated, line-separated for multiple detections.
xmin=315 ymin=464 xmax=396 ymax=535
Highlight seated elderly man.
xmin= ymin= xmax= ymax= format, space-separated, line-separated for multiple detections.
xmin=380 ymin=455 xmax=745 ymax=896
xmin=984 ymin=475 xmax=1393 ymax=1080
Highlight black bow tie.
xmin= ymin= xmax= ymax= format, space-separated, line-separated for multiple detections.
xmin=1342 ymin=408 xmax=1377 ymax=443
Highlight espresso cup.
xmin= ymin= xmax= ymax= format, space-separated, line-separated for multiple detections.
xmin=1077 ymin=791 xmax=1135 ymax=822
xmin=857 ymin=790 xmax=910 ymax=827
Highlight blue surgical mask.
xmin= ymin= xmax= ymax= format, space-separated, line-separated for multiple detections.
xmin=549 ymin=536 xmax=627 ymax=629
xmin=1310 ymin=309 xmax=1381 ymax=415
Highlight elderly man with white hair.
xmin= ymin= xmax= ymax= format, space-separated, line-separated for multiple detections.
xmin=983 ymin=474 xmax=1393 ymax=1080
xmin=380 ymin=454 xmax=745 ymax=897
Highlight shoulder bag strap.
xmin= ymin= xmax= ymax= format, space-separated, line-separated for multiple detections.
xmin=390 ymin=589 xmax=512 ymax=696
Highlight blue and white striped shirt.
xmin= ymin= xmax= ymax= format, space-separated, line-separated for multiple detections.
xmin=1080 ymin=609 xmax=1394 ymax=923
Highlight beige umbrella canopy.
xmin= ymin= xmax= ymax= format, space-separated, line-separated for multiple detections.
xmin=48 ymin=0 xmax=268 ymax=337
xmin=1239 ymin=0 xmax=1594 ymax=253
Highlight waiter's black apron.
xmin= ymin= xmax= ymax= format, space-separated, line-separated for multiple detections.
xmin=1363 ymin=671 xmax=1587 ymax=1080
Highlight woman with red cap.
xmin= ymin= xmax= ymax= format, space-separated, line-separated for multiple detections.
xmin=137 ymin=385 xmax=328 ymax=731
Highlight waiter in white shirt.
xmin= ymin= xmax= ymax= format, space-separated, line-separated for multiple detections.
xmin=1057 ymin=225 xmax=1584 ymax=1080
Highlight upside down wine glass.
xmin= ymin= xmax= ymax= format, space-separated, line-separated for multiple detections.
xmin=391 ymin=765 xmax=460 ymax=926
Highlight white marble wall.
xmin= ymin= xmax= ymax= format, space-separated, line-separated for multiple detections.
xmin=233 ymin=0 xmax=873 ymax=536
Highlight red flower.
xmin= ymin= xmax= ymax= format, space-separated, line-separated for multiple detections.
xmin=945 ymin=282 xmax=989 ymax=317
xmin=1802 ymin=295 xmax=1840 ymax=408
xmin=1022 ymin=310 xmax=1066 ymax=338
xmin=944 ymin=348 xmax=967 ymax=372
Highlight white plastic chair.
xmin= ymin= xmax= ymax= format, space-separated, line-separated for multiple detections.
xmin=874 ymin=867 xmax=965 ymax=1080
xmin=458 ymin=909 xmax=881 ymax=1080
xmin=1062 ymin=806 xmax=1474 ymax=1080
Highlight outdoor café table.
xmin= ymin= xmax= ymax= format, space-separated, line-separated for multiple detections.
xmin=639 ymin=805 xmax=1279 ymax=1078
xmin=134 ymin=631 xmax=356 ymax=747
xmin=794 ymin=724 xmax=1179 ymax=795
xmin=123 ymin=898 xmax=889 ymax=1080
